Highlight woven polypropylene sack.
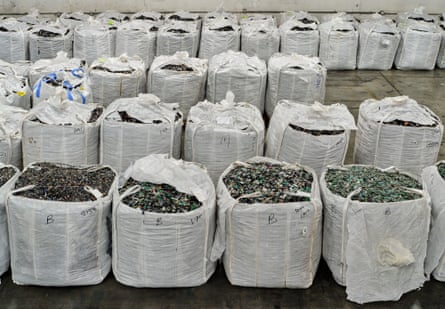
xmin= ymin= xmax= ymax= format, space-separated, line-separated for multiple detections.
xmin=279 ymin=18 xmax=319 ymax=57
xmin=212 ymin=157 xmax=322 ymax=288
xmin=241 ymin=22 xmax=279 ymax=62
xmin=436 ymin=22 xmax=445 ymax=68
xmin=320 ymin=165 xmax=429 ymax=303
xmin=199 ymin=18 xmax=240 ymax=60
xmin=0 ymin=67 xmax=31 ymax=110
xmin=0 ymin=18 xmax=29 ymax=62
xmin=74 ymin=22 xmax=115 ymax=65
xmin=156 ymin=22 xmax=200 ymax=57
xmin=29 ymin=23 xmax=73 ymax=62
xmin=101 ymin=94 xmax=183 ymax=174
xmin=112 ymin=154 xmax=216 ymax=287
xmin=0 ymin=105 xmax=27 ymax=168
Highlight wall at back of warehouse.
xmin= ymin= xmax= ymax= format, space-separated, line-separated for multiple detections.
xmin=0 ymin=0 xmax=443 ymax=14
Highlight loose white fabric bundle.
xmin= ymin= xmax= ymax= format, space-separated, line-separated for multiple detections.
xmin=101 ymin=94 xmax=183 ymax=174
xmin=184 ymin=94 xmax=265 ymax=183
xmin=319 ymin=17 xmax=358 ymax=70
xmin=241 ymin=22 xmax=279 ymax=61
xmin=22 ymin=97 xmax=103 ymax=166
xmin=148 ymin=52 xmax=207 ymax=116
xmin=353 ymin=96 xmax=444 ymax=176
xmin=0 ymin=18 xmax=29 ymax=62
xmin=156 ymin=21 xmax=200 ymax=57
xmin=212 ymin=157 xmax=322 ymax=288
xmin=0 ymin=164 xmax=20 ymax=280
xmin=0 ymin=67 xmax=31 ymax=110
xmin=266 ymin=53 xmax=327 ymax=117
xmin=357 ymin=14 xmax=401 ymax=70
xmin=0 ymin=105 xmax=27 ymax=168
xmin=89 ymin=55 xmax=146 ymax=106
xmin=74 ymin=22 xmax=115 ymax=65
xmin=321 ymin=165 xmax=429 ymax=303
xmin=113 ymin=154 xmax=216 ymax=287
xmin=7 ymin=162 xmax=118 ymax=286
xmin=115 ymin=21 xmax=158 ymax=68
xmin=207 ymin=51 xmax=266 ymax=112
xmin=199 ymin=18 xmax=240 ymax=60
xmin=265 ymin=101 xmax=356 ymax=176
xmin=29 ymin=23 xmax=73 ymax=62
xmin=279 ymin=15 xmax=319 ymax=57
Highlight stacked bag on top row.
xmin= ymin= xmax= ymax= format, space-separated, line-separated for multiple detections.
xmin=0 ymin=8 xmax=444 ymax=70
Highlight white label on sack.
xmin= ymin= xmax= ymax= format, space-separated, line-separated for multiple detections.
xmin=74 ymin=127 xmax=84 ymax=135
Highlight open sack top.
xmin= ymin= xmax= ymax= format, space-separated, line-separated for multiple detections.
xmin=90 ymin=55 xmax=145 ymax=75
xmin=30 ymin=22 xmax=71 ymax=38
xmin=269 ymin=53 xmax=325 ymax=72
xmin=131 ymin=11 xmax=163 ymax=22
xmin=151 ymin=51 xmax=207 ymax=75
xmin=209 ymin=50 xmax=266 ymax=74
xmin=117 ymin=20 xmax=159 ymax=33
xmin=0 ymin=18 xmax=30 ymax=32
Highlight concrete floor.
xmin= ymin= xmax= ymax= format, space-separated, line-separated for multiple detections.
xmin=1 ymin=70 xmax=445 ymax=308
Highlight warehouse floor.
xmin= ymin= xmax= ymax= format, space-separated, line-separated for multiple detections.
xmin=1 ymin=70 xmax=445 ymax=308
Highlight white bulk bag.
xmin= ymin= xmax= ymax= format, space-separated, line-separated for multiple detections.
xmin=184 ymin=94 xmax=264 ymax=183
xmin=32 ymin=70 xmax=92 ymax=106
xmin=29 ymin=23 xmax=73 ymax=62
xmin=0 ymin=164 xmax=19 ymax=280
xmin=0 ymin=105 xmax=27 ymax=168
xmin=131 ymin=11 xmax=163 ymax=22
xmin=89 ymin=55 xmax=146 ymax=106
xmin=59 ymin=12 xmax=91 ymax=29
xmin=74 ymin=22 xmax=115 ymax=65
xmin=241 ymin=22 xmax=280 ymax=61
xmin=422 ymin=162 xmax=445 ymax=281
xmin=319 ymin=18 xmax=358 ymax=70
xmin=353 ymin=96 xmax=443 ymax=175
xmin=113 ymin=154 xmax=216 ymax=287
xmin=279 ymin=10 xmax=319 ymax=25
xmin=279 ymin=18 xmax=319 ymax=57
xmin=96 ymin=11 xmax=129 ymax=27
xmin=265 ymin=101 xmax=356 ymax=176
xmin=207 ymin=51 xmax=267 ymax=112
xmin=212 ymin=157 xmax=322 ymax=288
xmin=357 ymin=15 xmax=401 ymax=70
xmin=29 ymin=51 xmax=87 ymax=87
xmin=199 ymin=18 xmax=240 ymax=60
xmin=22 ymin=97 xmax=102 ymax=166
xmin=148 ymin=52 xmax=207 ymax=116
xmin=165 ymin=11 xmax=202 ymax=30
xmin=7 ymin=163 xmax=117 ymax=286
xmin=395 ymin=20 xmax=441 ymax=70
xmin=101 ymin=94 xmax=183 ymax=174
xmin=0 ymin=59 xmax=31 ymax=80
xmin=0 ymin=18 xmax=29 ymax=62
xmin=115 ymin=21 xmax=158 ymax=68
xmin=436 ymin=22 xmax=445 ymax=68
xmin=17 ymin=8 xmax=50 ymax=26
xmin=0 ymin=67 xmax=31 ymax=109
xmin=396 ymin=7 xmax=436 ymax=25
xmin=321 ymin=165 xmax=429 ymax=303
xmin=266 ymin=53 xmax=327 ymax=117
xmin=156 ymin=22 xmax=200 ymax=57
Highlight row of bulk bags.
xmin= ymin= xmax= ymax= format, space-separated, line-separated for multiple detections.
xmin=265 ymin=101 xmax=356 ymax=176
xmin=0 ymin=164 xmax=20 ymax=281
xmin=6 ymin=162 xmax=118 ymax=286
xmin=353 ymin=96 xmax=443 ymax=176
xmin=113 ymin=154 xmax=216 ymax=287
xmin=0 ymin=105 xmax=27 ymax=168
xmin=321 ymin=165 xmax=429 ymax=303
xmin=184 ymin=93 xmax=265 ymax=183
xmin=101 ymin=94 xmax=183 ymax=174
xmin=148 ymin=51 xmax=207 ymax=116
xmin=266 ymin=53 xmax=327 ymax=117
xmin=22 ymin=96 xmax=103 ymax=166
xmin=207 ymin=51 xmax=266 ymax=113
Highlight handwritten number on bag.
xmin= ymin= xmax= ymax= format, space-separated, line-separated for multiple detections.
xmin=46 ymin=215 xmax=54 ymax=225
xmin=191 ymin=214 xmax=202 ymax=225
xmin=268 ymin=213 xmax=278 ymax=225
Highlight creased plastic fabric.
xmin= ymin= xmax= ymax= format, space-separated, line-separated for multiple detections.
xmin=29 ymin=23 xmax=73 ymax=62
xmin=204 ymin=11 xmax=237 ymax=24
xmin=74 ymin=22 xmax=115 ymax=65
xmin=0 ymin=105 xmax=27 ymax=168
xmin=353 ymin=96 xmax=444 ymax=176
xmin=266 ymin=53 xmax=327 ymax=117
xmin=184 ymin=94 xmax=265 ymax=183
xmin=17 ymin=9 xmax=50 ymax=26
xmin=95 ymin=11 xmax=129 ymax=27
xmin=131 ymin=11 xmax=163 ymax=22
xmin=207 ymin=51 xmax=266 ymax=113
xmin=22 ymin=97 xmax=102 ymax=166
xmin=59 ymin=12 xmax=91 ymax=29
xmin=0 ymin=67 xmax=31 ymax=109
xmin=266 ymin=101 xmax=356 ymax=176
xmin=148 ymin=52 xmax=207 ymax=116
xmin=101 ymin=94 xmax=183 ymax=174
xmin=112 ymin=154 xmax=216 ymax=287
xmin=279 ymin=14 xmax=319 ymax=57
xmin=0 ymin=18 xmax=29 ymax=62
xmin=320 ymin=165 xmax=429 ymax=304
xmin=357 ymin=14 xmax=401 ymax=70
xmin=199 ymin=18 xmax=240 ymax=60
xmin=156 ymin=21 xmax=200 ymax=57
xmin=319 ymin=17 xmax=358 ymax=70
xmin=241 ymin=22 xmax=279 ymax=61
xmin=212 ymin=156 xmax=322 ymax=288
xmin=6 ymin=162 xmax=118 ymax=286
xmin=116 ymin=21 xmax=158 ymax=68
xmin=436 ymin=22 xmax=445 ymax=68
xmin=0 ymin=164 xmax=20 ymax=280
xmin=422 ymin=162 xmax=445 ymax=281
xmin=89 ymin=55 xmax=146 ymax=106
xmin=165 ymin=11 xmax=202 ymax=30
